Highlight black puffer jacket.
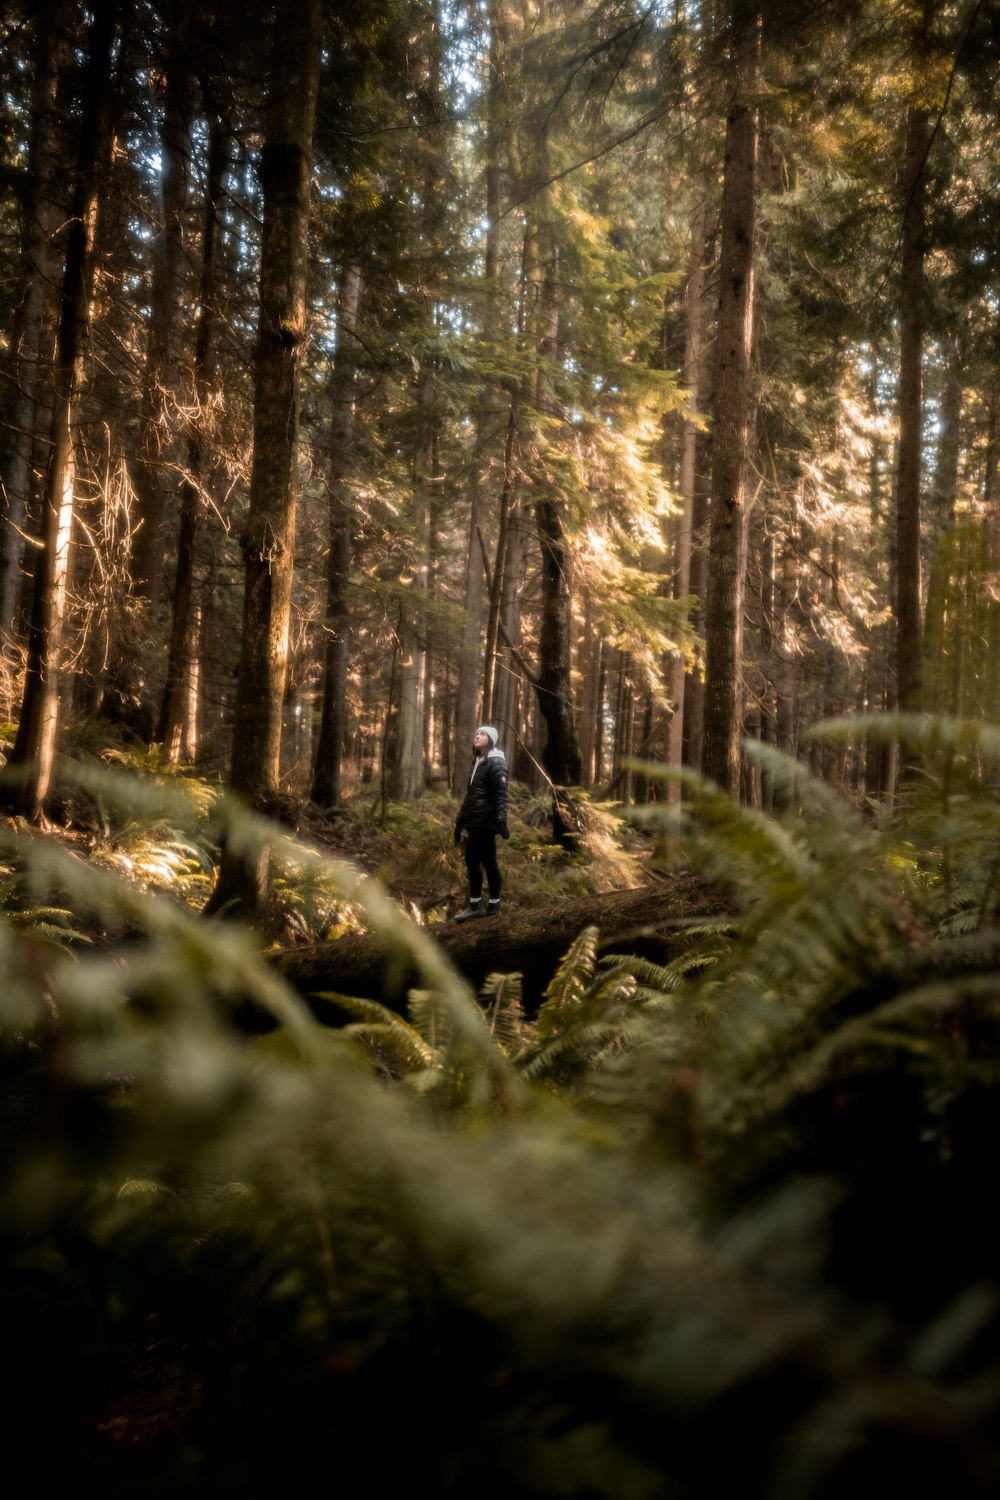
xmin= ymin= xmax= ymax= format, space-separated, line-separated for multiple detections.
xmin=457 ymin=748 xmax=509 ymax=832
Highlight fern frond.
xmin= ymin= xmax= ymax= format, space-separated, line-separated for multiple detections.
xmin=323 ymin=992 xmax=441 ymax=1073
xmin=536 ymin=926 xmax=599 ymax=1037
xmin=479 ymin=971 xmax=526 ymax=1053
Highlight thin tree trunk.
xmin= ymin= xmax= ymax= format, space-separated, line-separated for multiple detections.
xmin=896 ymin=22 xmax=930 ymax=716
xmin=666 ymin=195 xmax=708 ymax=786
xmin=701 ymin=5 xmax=759 ymax=796
xmin=452 ymin=0 xmax=508 ymax=787
xmin=206 ymin=0 xmax=321 ymax=916
xmin=922 ymin=347 xmax=962 ymax=713
xmin=156 ymin=114 xmax=228 ymax=760
xmin=131 ymin=47 xmax=190 ymax=611
xmin=311 ymin=260 xmax=364 ymax=807
xmin=390 ymin=356 xmax=435 ymax=801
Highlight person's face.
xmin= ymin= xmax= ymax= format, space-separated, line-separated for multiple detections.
xmin=473 ymin=730 xmax=489 ymax=751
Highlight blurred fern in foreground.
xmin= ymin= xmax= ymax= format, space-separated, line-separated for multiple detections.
xmin=3 ymin=721 xmax=1000 ymax=1496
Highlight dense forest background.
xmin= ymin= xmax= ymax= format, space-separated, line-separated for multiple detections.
xmin=4 ymin=0 xmax=999 ymax=858
xmin=6 ymin=1 xmax=1000 ymax=1493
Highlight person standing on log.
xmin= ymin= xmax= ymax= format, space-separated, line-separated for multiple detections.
xmin=453 ymin=725 xmax=509 ymax=920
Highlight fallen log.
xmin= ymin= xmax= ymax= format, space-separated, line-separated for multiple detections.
xmin=275 ymin=874 xmax=722 ymax=1017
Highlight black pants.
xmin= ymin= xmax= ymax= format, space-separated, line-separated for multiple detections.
xmin=464 ymin=828 xmax=502 ymax=900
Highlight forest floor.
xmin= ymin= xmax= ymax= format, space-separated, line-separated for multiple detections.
xmin=2 ymin=739 xmax=674 ymax=952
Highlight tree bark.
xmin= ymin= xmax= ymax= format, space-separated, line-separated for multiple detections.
xmin=311 ymin=260 xmax=364 ymax=807
xmin=0 ymin=0 xmax=118 ymax=823
xmin=205 ymin=0 xmax=321 ymax=916
xmin=156 ymin=113 xmax=228 ymax=761
xmin=896 ymin=24 xmax=930 ymax=716
xmin=701 ymin=5 xmax=760 ymax=797
xmin=130 ymin=46 xmax=190 ymax=612
xmin=274 ymin=875 xmax=720 ymax=1015
xmin=0 ymin=3 xmax=69 ymax=642
xmin=452 ymin=0 xmax=509 ymax=789
xmin=922 ymin=343 xmax=962 ymax=714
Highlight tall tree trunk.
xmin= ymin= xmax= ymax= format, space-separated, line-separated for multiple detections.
xmin=665 ymin=191 xmax=710 ymax=822
xmin=1 ymin=0 xmax=118 ymax=822
xmin=311 ymin=260 xmax=364 ymax=808
xmin=895 ymin=13 xmax=930 ymax=716
xmin=701 ymin=4 xmax=760 ymax=796
xmin=388 ymin=11 xmax=445 ymax=803
xmin=156 ymin=113 xmax=228 ymax=761
xmin=531 ymin=232 xmax=582 ymax=789
xmin=490 ymin=506 xmax=527 ymax=758
xmin=131 ymin=47 xmax=190 ymax=612
xmin=482 ymin=403 xmax=519 ymax=719
xmin=923 ymin=345 xmax=962 ymax=714
xmin=206 ymin=0 xmax=321 ymax=917
xmin=0 ymin=3 xmax=69 ymax=641
xmin=452 ymin=0 xmax=509 ymax=788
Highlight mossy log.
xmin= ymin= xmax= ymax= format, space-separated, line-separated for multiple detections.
xmin=275 ymin=874 xmax=722 ymax=1017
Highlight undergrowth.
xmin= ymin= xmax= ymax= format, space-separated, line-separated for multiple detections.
xmin=3 ymin=715 xmax=1000 ymax=1494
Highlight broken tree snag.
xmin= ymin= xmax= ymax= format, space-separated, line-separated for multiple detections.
xmin=274 ymin=875 xmax=721 ymax=1016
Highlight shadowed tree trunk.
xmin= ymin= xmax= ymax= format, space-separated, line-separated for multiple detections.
xmin=311 ymin=260 xmax=364 ymax=808
xmin=923 ymin=341 xmax=962 ymax=714
xmin=130 ymin=45 xmax=191 ymax=614
xmin=0 ymin=0 xmax=118 ymax=822
xmin=453 ymin=0 xmax=509 ymax=789
xmin=896 ymin=7 xmax=930 ymax=718
xmin=701 ymin=2 xmax=760 ymax=798
xmin=531 ymin=230 xmax=582 ymax=790
xmin=205 ymin=0 xmax=321 ymax=918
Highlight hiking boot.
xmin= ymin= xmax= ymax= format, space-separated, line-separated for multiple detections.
xmin=454 ymin=901 xmax=486 ymax=922
xmin=484 ymin=900 xmax=502 ymax=917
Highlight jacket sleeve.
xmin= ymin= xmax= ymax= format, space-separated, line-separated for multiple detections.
xmin=489 ymin=760 xmax=509 ymax=828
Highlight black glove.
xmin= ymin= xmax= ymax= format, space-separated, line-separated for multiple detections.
xmin=453 ymin=817 xmax=464 ymax=846
xmin=498 ymin=821 xmax=510 ymax=840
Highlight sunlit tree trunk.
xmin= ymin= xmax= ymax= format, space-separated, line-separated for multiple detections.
xmin=0 ymin=3 xmax=69 ymax=642
xmin=206 ymin=0 xmax=321 ymax=916
xmin=157 ymin=114 xmax=228 ymax=761
xmin=665 ymin=191 xmax=710 ymax=819
xmin=702 ymin=4 xmax=760 ymax=796
xmin=311 ymin=260 xmax=363 ymax=807
xmin=1 ymin=0 xmax=117 ymax=823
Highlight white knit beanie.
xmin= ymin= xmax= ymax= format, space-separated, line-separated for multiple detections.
xmin=476 ymin=725 xmax=499 ymax=747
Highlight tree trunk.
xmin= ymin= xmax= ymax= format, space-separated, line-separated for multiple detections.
xmin=275 ymin=875 xmax=721 ymax=1015
xmin=896 ymin=34 xmax=930 ymax=715
xmin=206 ymin=0 xmax=321 ymax=917
xmin=701 ymin=4 xmax=760 ymax=797
xmin=0 ymin=0 xmax=117 ymax=823
xmin=922 ymin=343 xmax=962 ymax=714
xmin=311 ymin=260 xmax=364 ymax=808
xmin=452 ymin=0 xmax=508 ymax=789
xmin=156 ymin=114 xmax=228 ymax=761
xmin=131 ymin=47 xmax=190 ymax=612
xmin=0 ymin=3 xmax=69 ymax=641
xmin=531 ymin=232 xmax=582 ymax=789
xmin=390 ymin=358 xmax=435 ymax=801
